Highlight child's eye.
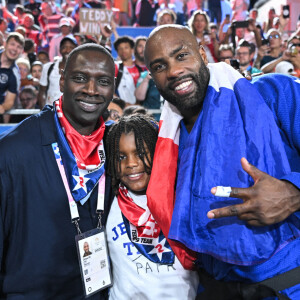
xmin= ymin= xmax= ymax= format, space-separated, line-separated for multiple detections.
xmin=119 ymin=154 xmax=126 ymax=161
xmin=138 ymin=152 xmax=145 ymax=158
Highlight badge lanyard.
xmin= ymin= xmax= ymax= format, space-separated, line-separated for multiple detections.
xmin=54 ymin=148 xmax=105 ymax=233
xmin=53 ymin=145 xmax=112 ymax=297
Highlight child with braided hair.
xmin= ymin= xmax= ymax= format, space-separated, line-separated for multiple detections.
xmin=105 ymin=114 xmax=198 ymax=299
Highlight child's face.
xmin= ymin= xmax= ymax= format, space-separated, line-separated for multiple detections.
xmin=118 ymin=132 xmax=151 ymax=194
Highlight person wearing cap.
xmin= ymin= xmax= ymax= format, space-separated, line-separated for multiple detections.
xmin=38 ymin=36 xmax=77 ymax=108
xmin=258 ymin=29 xmax=283 ymax=70
xmin=49 ymin=17 xmax=75 ymax=62
xmin=262 ymin=32 xmax=300 ymax=75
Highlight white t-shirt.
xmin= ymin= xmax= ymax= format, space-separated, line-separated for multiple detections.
xmin=116 ymin=63 xmax=136 ymax=105
xmin=39 ymin=58 xmax=63 ymax=106
xmin=106 ymin=194 xmax=199 ymax=300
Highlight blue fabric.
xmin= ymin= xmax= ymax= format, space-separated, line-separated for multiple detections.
xmin=174 ymin=72 xmax=300 ymax=298
xmin=168 ymin=66 xmax=300 ymax=266
xmin=122 ymin=213 xmax=175 ymax=264
xmin=54 ymin=111 xmax=105 ymax=203
xmin=0 ymin=106 xmax=113 ymax=299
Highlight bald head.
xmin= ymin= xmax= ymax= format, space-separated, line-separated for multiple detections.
xmin=145 ymin=25 xmax=200 ymax=69
xmin=143 ymin=25 xmax=209 ymax=120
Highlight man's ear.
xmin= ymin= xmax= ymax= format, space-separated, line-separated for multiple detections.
xmin=199 ymin=45 xmax=208 ymax=65
xmin=59 ymin=70 xmax=65 ymax=93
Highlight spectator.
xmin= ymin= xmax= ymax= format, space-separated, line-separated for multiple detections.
xmin=261 ymin=33 xmax=300 ymax=77
xmin=23 ymin=38 xmax=37 ymax=65
xmin=15 ymin=25 xmax=26 ymax=36
xmin=71 ymin=0 xmax=92 ymax=31
xmin=49 ymin=17 xmax=74 ymax=61
xmin=236 ymin=40 xmax=261 ymax=75
xmin=9 ymin=86 xmax=38 ymax=123
xmin=16 ymin=57 xmax=39 ymax=90
xmin=114 ymin=0 xmax=132 ymax=26
xmin=231 ymin=0 xmax=249 ymax=21
xmin=0 ymin=18 xmax=9 ymax=39
xmin=114 ymin=36 xmax=142 ymax=105
xmin=135 ymin=0 xmax=159 ymax=27
xmin=263 ymin=7 xmax=276 ymax=33
xmin=22 ymin=13 xmax=41 ymax=47
xmin=104 ymin=97 xmax=126 ymax=122
xmin=155 ymin=0 xmax=176 ymax=23
xmin=38 ymin=36 xmax=77 ymax=107
xmin=135 ymin=70 xmax=161 ymax=120
xmin=24 ymin=0 xmax=42 ymax=25
xmin=31 ymin=60 xmax=43 ymax=80
xmin=208 ymin=0 xmax=221 ymax=25
xmin=13 ymin=5 xmax=26 ymax=27
xmin=218 ymin=43 xmax=234 ymax=61
xmin=37 ymin=50 xmax=50 ymax=64
xmin=275 ymin=61 xmax=296 ymax=76
xmin=0 ymin=32 xmax=24 ymax=122
xmin=188 ymin=10 xmax=218 ymax=62
xmin=134 ymin=36 xmax=147 ymax=70
xmin=157 ymin=8 xmax=176 ymax=26
xmin=122 ymin=104 xmax=148 ymax=116
xmin=260 ymin=29 xmax=282 ymax=70
xmin=61 ymin=0 xmax=76 ymax=14
xmin=38 ymin=2 xmax=64 ymax=50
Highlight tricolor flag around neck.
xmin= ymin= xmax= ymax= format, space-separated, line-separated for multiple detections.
xmin=146 ymin=93 xmax=197 ymax=270
xmin=147 ymin=62 xmax=300 ymax=268
xmin=53 ymin=99 xmax=106 ymax=204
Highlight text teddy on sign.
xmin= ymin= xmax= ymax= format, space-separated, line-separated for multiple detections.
xmin=80 ymin=9 xmax=114 ymax=35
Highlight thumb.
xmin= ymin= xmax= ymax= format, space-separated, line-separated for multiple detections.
xmin=241 ymin=157 xmax=264 ymax=184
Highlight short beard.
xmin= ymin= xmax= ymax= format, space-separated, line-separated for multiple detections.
xmin=135 ymin=51 xmax=145 ymax=63
xmin=158 ymin=62 xmax=210 ymax=115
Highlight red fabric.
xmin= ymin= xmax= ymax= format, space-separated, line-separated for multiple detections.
xmin=118 ymin=185 xmax=160 ymax=238
xmin=55 ymin=97 xmax=105 ymax=169
xmin=147 ymin=135 xmax=197 ymax=270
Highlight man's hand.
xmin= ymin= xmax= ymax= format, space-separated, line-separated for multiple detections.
xmin=207 ymin=158 xmax=300 ymax=226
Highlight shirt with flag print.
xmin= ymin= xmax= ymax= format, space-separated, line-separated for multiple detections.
xmin=106 ymin=193 xmax=198 ymax=300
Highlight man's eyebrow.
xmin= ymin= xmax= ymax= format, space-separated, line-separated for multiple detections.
xmin=168 ymin=44 xmax=184 ymax=57
xmin=149 ymin=44 xmax=184 ymax=69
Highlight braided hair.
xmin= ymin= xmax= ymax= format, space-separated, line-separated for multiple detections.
xmin=106 ymin=114 xmax=158 ymax=195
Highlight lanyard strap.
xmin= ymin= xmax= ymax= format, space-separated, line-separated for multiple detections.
xmin=53 ymin=143 xmax=106 ymax=233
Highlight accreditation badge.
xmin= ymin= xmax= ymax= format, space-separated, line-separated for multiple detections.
xmin=75 ymin=228 xmax=112 ymax=297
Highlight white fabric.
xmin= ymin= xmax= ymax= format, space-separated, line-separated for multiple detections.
xmin=117 ymin=64 xmax=136 ymax=104
xmin=106 ymin=196 xmax=199 ymax=300
xmin=39 ymin=58 xmax=63 ymax=106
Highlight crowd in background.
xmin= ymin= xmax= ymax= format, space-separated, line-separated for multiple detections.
xmin=0 ymin=0 xmax=299 ymax=124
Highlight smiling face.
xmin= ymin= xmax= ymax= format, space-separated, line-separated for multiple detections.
xmin=118 ymin=132 xmax=151 ymax=194
xmin=193 ymin=14 xmax=207 ymax=35
xmin=4 ymin=38 xmax=24 ymax=62
xmin=60 ymin=40 xmax=77 ymax=61
xmin=145 ymin=26 xmax=209 ymax=118
xmin=60 ymin=49 xmax=115 ymax=135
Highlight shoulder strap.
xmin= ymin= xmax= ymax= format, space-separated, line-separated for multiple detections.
xmin=46 ymin=62 xmax=55 ymax=96
xmin=115 ymin=62 xmax=124 ymax=91
xmin=135 ymin=63 xmax=143 ymax=74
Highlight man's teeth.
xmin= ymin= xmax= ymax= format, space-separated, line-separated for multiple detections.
xmin=175 ymin=80 xmax=192 ymax=91
xmin=80 ymin=101 xmax=97 ymax=107
xmin=128 ymin=173 xmax=142 ymax=178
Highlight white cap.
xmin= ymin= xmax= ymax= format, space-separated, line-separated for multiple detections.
xmin=275 ymin=61 xmax=296 ymax=76
xmin=59 ymin=17 xmax=72 ymax=28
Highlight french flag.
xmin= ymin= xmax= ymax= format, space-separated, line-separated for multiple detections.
xmin=147 ymin=100 xmax=197 ymax=270
xmin=147 ymin=62 xmax=296 ymax=267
